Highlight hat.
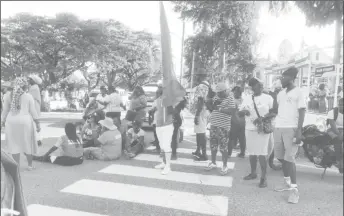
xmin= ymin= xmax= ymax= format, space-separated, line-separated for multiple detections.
xmin=99 ymin=117 xmax=117 ymax=131
xmin=28 ymin=75 xmax=42 ymax=85
xmin=248 ymin=77 xmax=263 ymax=87
xmin=214 ymin=83 xmax=228 ymax=93
xmin=282 ymin=67 xmax=298 ymax=78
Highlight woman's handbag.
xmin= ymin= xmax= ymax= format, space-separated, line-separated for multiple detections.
xmin=252 ymin=95 xmax=274 ymax=134
xmin=125 ymin=110 xmax=137 ymax=122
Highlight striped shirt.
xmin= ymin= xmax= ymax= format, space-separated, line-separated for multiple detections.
xmin=210 ymin=94 xmax=235 ymax=131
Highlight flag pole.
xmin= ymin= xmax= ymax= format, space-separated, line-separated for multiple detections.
xmin=179 ymin=20 xmax=185 ymax=84
xmin=190 ymin=50 xmax=196 ymax=88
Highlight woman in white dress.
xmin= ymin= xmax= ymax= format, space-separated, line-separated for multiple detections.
xmin=238 ymin=78 xmax=274 ymax=188
xmin=1 ymin=77 xmax=40 ymax=170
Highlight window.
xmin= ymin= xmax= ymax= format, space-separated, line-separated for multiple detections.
xmin=316 ymin=52 xmax=319 ymax=61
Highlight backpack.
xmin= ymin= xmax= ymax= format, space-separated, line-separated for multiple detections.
xmin=326 ymin=107 xmax=339 ymax=126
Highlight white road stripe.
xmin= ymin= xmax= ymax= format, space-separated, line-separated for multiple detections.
xmin=134 ymin=154 xmax=235 ymax=169
xmin=146 ymin=146 xmax=240 ymax=155
xmin=99 ymin=164 xmax=233 ymax=187
xmin=61 ymin=179 xmax=228 ymax=216
xmin=28 ymin=204 xmax=107 ymax=216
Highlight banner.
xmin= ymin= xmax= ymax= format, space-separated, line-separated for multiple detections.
xmin=159 ymin=2 xmax=186 ymax=107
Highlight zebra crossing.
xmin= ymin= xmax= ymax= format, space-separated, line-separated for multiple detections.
xmin=27 ymin=148 xmax=237 ymax=216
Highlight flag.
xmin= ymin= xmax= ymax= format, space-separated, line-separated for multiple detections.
xmin=159 ymin=2 xmax=186 ymax=107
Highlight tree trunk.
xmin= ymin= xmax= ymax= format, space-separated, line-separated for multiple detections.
xmin=333 ymin=17 xmax=342 ymax=64
xmin=219 ymin=38 xmax=225 ymax=74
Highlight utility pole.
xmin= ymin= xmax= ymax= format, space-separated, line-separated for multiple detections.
xmin=190 ymin=50 xmax=196 ymax=88
xmin=179 ymin=21 xmax=185 ymax=85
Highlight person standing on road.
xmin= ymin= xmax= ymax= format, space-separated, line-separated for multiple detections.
xmin=28 ymin=74 xmax=43 ymax=146
xmin=239 ymin=78 xmax=274 ymax=188
xmin=97 ymin=87 xmax=126 ymax=124
xmin=149 ymin=85 xmax=163 ymax=153
xmin=273 ymin=67 xmax=306 ymax=204
xmin=1 ymin=77 xmax=40 ymax=170
xmin=153 ymin=88 xmax=175 ymax=175
xmin=171 ymin=97 xmax=187 ymax=160
xmin=190 ymin=69 xmax=210 ymax=161
xmin=96 ymin=86 xmax=108 ymax=111
xmin=129 ymin=86 xmax=147 ymax=123
xmin=206 ymin=83 xmax=236 ymax=175
xmin=229 ymin=86 xmax=246 ymax=158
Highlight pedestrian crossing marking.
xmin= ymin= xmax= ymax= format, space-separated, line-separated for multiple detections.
xmin=27 ymin=204 xmax=108 ymax=216
xmin=61 ymin=179 xmax=228 ymax=216
xmin=146 ymin=146 xmax=240 ymax=155
xmin=99 ymin=164 xmax=233 ymax=187
xmin=134 ymin=153 xmax=235 ymax=169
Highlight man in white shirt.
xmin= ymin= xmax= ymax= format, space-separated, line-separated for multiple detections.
xmin=96 ymin=86 xmax=108 ymax=111
xmin=273 ymin=67 xmax=306 ymax=204
xmin=97 ymin=88 xmax=126 ymax=123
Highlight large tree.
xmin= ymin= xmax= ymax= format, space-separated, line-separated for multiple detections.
xmin=172 ymin=1 xmax=259 ymax=86
xmin=1 ymin=13 xmax=104 ymax=85
xmin=270 ymin=1 xmax=343 ymax=64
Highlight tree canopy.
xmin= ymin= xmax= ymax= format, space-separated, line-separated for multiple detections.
xmin=172 ymin=1 xmax=259 ymax=86
xmin=1 ymin=13 xmax=160 ymax=91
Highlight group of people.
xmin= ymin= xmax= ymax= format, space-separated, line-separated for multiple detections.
xmin=188 ymin=66 xmax=342 ymax=205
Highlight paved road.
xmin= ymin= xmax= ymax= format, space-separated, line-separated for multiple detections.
xmin=1 ymin=112 xmax=343 ymax=216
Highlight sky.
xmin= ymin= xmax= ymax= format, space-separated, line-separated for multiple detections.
xmin=1 ymin=1 xmax=337 ymax=77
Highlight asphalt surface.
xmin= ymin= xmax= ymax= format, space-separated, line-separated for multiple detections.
xmin=0 ymin=112 xmax=343 ymax=216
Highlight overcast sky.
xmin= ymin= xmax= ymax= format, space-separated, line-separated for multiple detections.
xmin=1 ymin=1 xmax=337 ymax=77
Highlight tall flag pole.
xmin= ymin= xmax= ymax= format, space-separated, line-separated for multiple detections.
xmin=179 ymin=20 xmax=185 ymax=84
xmin=159 ymin=2 xmax=186 ymax=107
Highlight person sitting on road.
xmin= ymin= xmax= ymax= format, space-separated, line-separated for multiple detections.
xmin=124 ymin=120 xmax=145 ymax=158
xmin=81 ymin=110 xmax=104 ymax=148
xmin=33 ymin=123 xmax=83 ymax=166
xmin=327 ymin=98 xmax=343 ymax=173
xmin=83 ymin=117 xmax=122 ymax=161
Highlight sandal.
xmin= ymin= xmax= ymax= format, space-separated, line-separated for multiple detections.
xmin=243 ymin=173 xmax=257 ymax=180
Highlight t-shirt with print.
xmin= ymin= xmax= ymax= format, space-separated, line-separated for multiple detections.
xmin=104 ymin=92 xmax=122 ymax=112
xmin=210 ymin=93 xmax=235 ymax=131
xmin=127 ymin=128 xmax=145 ymax=144
xmin=275 ymin=87 xmax=306 ymax=128
xmin=327 ymin=109 xmax=343 ymax=129
xmin=98 ymin=130 xmax=122 ymax=160
xmin=190 ymin=82 xmax=209 ymax=115
xmin=52 ymin=135 xmax=83 ymax=158
xmin=82 ymin=124 xmax=101 ymax=141
xmin=240 ymin=93 xmax=273 ymax=131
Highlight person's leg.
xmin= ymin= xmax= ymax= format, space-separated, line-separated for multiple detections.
xmin=268 ymin=134 xmax=282 ymax=170
xmin=24 ymin=153 xmax=33 ymax=168
xmin=199 ymin=133 xmax=208 ymax=160
xmin=206 ymin=126 xmax=218 ymax=170
xmin=53 ymin=156 xmax=83 ymax=166
xmin=12 ymin=154 xmax=20 ymax=165
xmin=244 ymin=155 xmax=258 ymax=180
xmin=219 ymin=128 xmax=230 ymax=175
xmin=258 ymin=155 xmax=268 ymax=187
xmin=154 ymin=126 xmax=167 ymax=169
xmin=161 ymin=124 xmax=174 ymax=175
xmin=238 ymin=126 xmax=246 ymax=157
xmin=171 ymin=125 xmax=179 ymax=159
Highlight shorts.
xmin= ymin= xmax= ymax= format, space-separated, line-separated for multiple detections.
xmin=210 ymin=125 xmax=230 ymax=152
xmin=194 ymin=110 xmax=209 ymax=134
xmin=156 ymin=124 xmax=174 ymax=153
xmin=273 ymin=128 xmax=299 ymax=163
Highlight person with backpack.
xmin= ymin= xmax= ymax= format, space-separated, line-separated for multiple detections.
xmin=190 ymin=69 xmax=212 ymax=161
xmin=327 ymin=98 xmax=343 ymax=173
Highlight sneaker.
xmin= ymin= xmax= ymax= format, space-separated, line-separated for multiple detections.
xmin=161 ymin=166 xmax=171 ymax=175
xmin=258 ymin=178 xmax=267 ymax=188
xmin=220 ymin=166 xmax=229 ymax=175
xmin=154 ymin=163 xmax=165 ymax=169
xmin=274 ymin=180 xmax=292 ymax=192
xmin=243 ymin=173 xmax=257 ymax=180
xmin=27 ymin=166 xmax=35 ymax=171
xmin=288 ymin=188 xmax=299 ymax=204
xmin=192 ymin=151 xmax=201 ymax=159
xmin=237 ymin=153 xmax=245 ymax=158
xmin=205 ymin=162 xmax=217 ymax=171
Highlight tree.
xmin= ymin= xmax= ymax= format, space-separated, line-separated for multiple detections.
xmin=269 ymin=1 xmax=343 ymax=64
xmin=172 ymin=1 xmax=259 ymax=86
xmin=1 ymin=13 xmax=105 ymax=85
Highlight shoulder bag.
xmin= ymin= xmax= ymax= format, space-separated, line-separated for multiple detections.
xmin=252 ymin=95 xmax=273 ymax=134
